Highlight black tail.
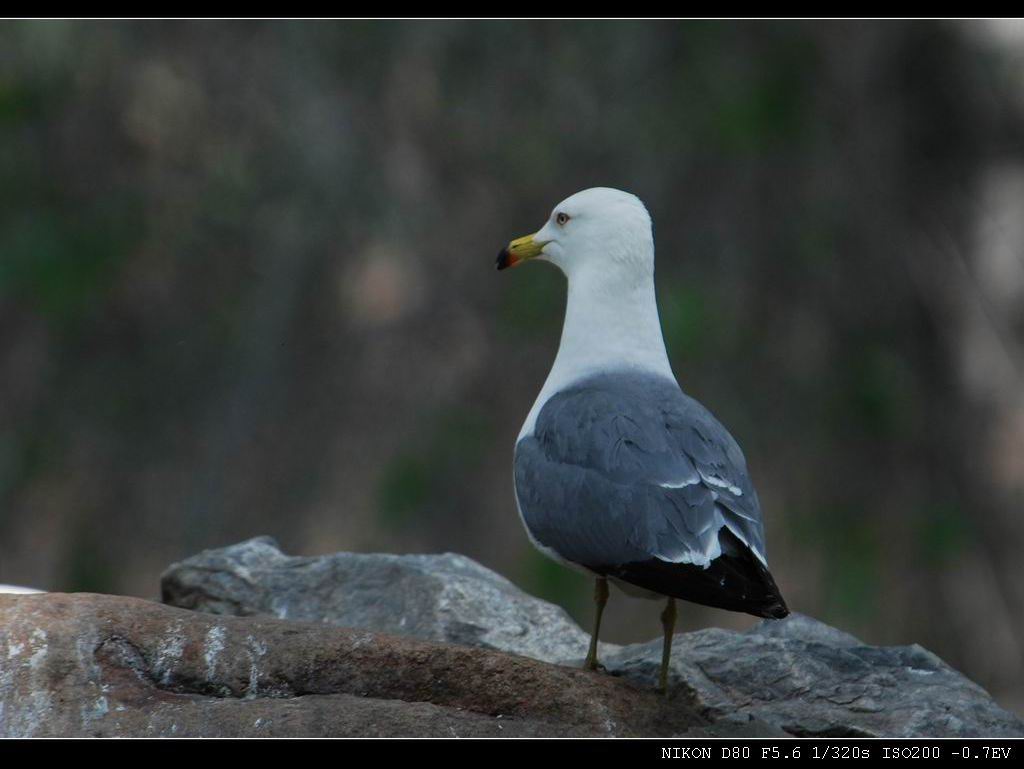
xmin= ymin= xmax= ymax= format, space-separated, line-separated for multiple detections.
xmin=609 ymin=529 xmax=789 ymax=619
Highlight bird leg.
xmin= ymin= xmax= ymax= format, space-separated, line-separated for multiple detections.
xmin=659 ymin=596 xmax=676 ymax=694
xmin=583 ymin=577 xmax=609 ymax=671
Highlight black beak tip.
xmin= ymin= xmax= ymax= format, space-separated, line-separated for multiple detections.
xmin=496 ymin=248 xmax=510 ymax=271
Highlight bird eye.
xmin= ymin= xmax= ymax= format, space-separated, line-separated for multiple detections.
xmin=556 ymin=212 xmax=570 ymax=225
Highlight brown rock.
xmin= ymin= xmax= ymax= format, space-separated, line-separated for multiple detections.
xmin=0 ymin=592 xmax=707 ymax=737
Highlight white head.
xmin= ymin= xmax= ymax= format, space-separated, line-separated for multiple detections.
xmin=497 ymin=188 xmax=654 ymax=284
xmin=502 ymin=189 xmax=673 ymax=440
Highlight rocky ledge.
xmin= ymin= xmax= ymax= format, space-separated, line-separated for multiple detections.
xmin=0 ymin=536 xmax=1020 ymax=737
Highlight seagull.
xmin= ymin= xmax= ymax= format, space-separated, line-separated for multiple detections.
xmin=497 ymin=187 xmax=789 ymax=692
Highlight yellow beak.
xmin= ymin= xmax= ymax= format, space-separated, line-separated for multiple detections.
xmin=496 ymin=233 xmax=544 ymax=271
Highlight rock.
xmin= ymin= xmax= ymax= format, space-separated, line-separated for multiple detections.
xmin=0 ymin=592 xmax=703 ymax=737
xmin=604 ymin=615 xmax=1024 ymax=737
xmin=0 ymin=584 xmax=43 ymax=594
xmin=2 ymin=538 xmax=1019 ymax=737
xmin=160 ymin=536 xmax=601 ymax=665
xmin=160 ymin=538 xmax=1024 ymax=738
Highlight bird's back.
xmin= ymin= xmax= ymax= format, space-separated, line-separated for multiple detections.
xmin=514 ymin=370 xmax=788 ymax=619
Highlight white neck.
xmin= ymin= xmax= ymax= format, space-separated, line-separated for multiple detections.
xmin=518 ymin=265 xmax=674 ymax=440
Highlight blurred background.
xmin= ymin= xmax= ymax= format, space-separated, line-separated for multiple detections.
xmin=1 ymin=20 xmax=1023 ymax=713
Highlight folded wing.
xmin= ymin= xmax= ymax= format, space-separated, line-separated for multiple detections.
xmin=514 ymin=371 xmax=787 ymax=618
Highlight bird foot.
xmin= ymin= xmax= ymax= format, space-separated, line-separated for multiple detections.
xmin=659 ymin=668 xmax=674 ymax=696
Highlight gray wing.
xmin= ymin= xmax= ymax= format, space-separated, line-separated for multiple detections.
xmin=514 ymin=371 xmax=768 ymax=573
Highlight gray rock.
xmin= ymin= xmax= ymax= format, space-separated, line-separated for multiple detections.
xmin=162 ymin=538 xmax=1024 ymax=738
xmin=605 ymin=615 xmax=1024 ymax=737
xmin=161 ymin=536 xmax=598 ymax=665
